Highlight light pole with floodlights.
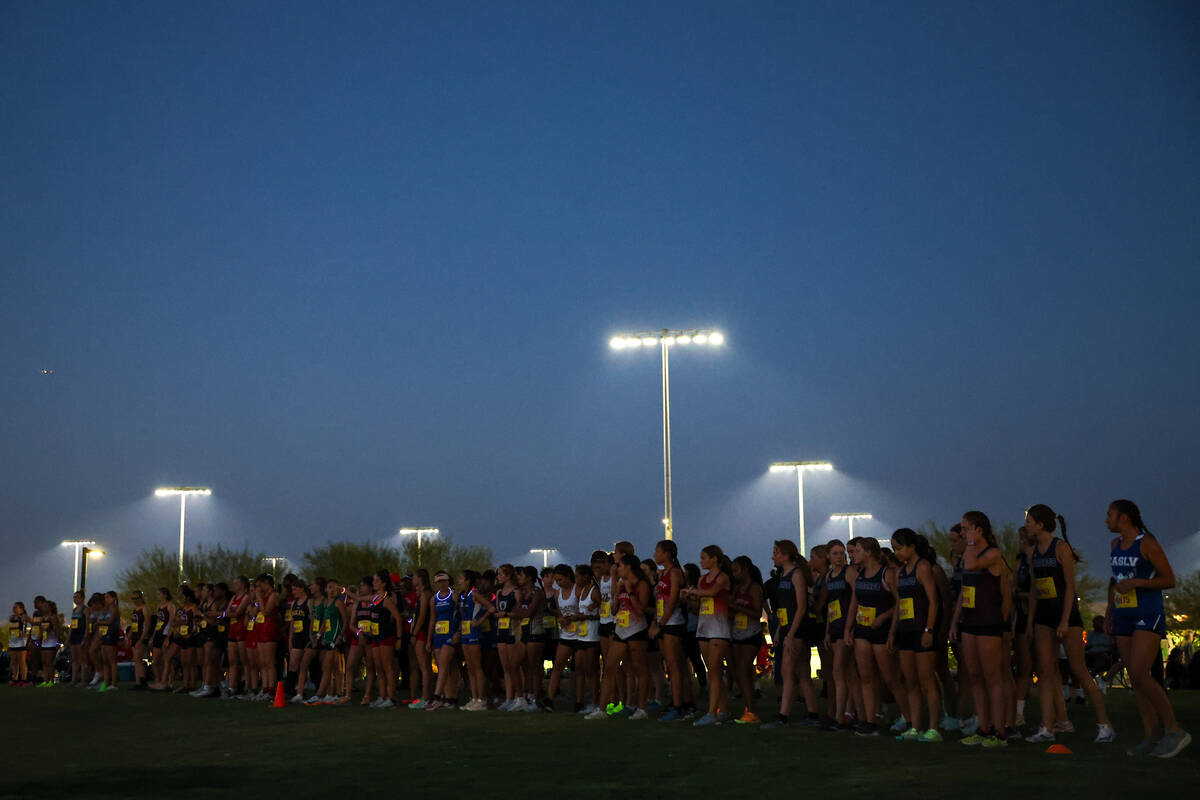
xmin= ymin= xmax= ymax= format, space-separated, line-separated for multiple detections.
xmin=830 ymin=512 xmax=873 ymax=541
xmin=154 ymin=486 xmax=212 ymax=582
xmin=609 ymin=328 xmax=725 ymax=541
xmin=60 ymin=540 xmax=103 ymax=600
xmin=768 ymin=461 xmax=834 ymax=557
xmin=530 ymin=548 xmax=556 ymax=569
xmin=262 ymin=556 xmax=288 ymax=582
xmin=399 ymin=527 xmax=440 ymax=569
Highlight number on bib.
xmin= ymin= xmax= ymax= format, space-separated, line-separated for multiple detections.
xmin=435 ymin=620 xmax=450 ymax=635
xmin=178 ymin=625 xmax=189 ymax=636
xmin=371 ymin=622 xmax=380 ymax=636
xmin=776 ymin=608 xmax=789 ymax=626
xmin=899 ymin=598 xmax=915 ymax=621
xmin=827 ymin=599 xmax=842 ymax=622
xmin=700 ymin=597 xmax=715 ymax=616
xmin=656 ymin=599 xmax=665 ymax=619
xmin=255 ymin=613 xmax=266 ymax=624
xmin=357 ymin=620 xmax=371 ymax=633
xmin=856 ymin=606 xmax=876 ymax=627
xmin=565 ymin=621 xmax=578 ymax=634
xmin=98 ymin=625 xmax=109 ymax=636
xmin=498 ymin=617 xmax=511 ymax=630
xmin=460 ymin=621 xmax=472 ymax=635
xmin=131 ymin=621 xmax=140 ymax=633
xmin=246 ymin=619 xmax=256 ymax=631
xmin=1114 ymin=590 xmax=1137 ymax=609
xmin=615 ymin=610 xmax=630 ymax=627
xmin=577 ymin=621 xmax=589 ymax=637
xmin=962 ymin=586 xmax=976 ymax=609
xmin=600 ymin=601 xmax=611 ymax=618
xmin=293 ymin=620 xmax=304 ymax=633
xmin=1035 ymin=577 xmax=1057 ymax=600
xmin=543 ymin=615 xmax=557 ymax=629
xmin=734 ymin=613 xmax=748 ymax=630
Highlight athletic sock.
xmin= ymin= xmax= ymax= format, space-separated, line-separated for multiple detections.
xmin=1016 ymin=700 xmax=1025 ymax=718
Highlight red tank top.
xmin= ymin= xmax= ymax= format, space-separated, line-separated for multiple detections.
xmin=698 ymin=570 xmax=729 ymax=618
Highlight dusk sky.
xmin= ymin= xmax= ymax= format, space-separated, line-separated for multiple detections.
xmin=3 ymin=2 xmax=1198 ymax=608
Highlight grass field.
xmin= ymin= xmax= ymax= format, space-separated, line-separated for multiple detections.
xmin=2 ymin=683 xmax=1197 ymax=799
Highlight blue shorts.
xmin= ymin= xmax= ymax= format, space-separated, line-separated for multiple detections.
xmin=1112 ymin=611 xmax=1166 ymax=638
xmin=432 ymin=631 xmax=455 ymax=650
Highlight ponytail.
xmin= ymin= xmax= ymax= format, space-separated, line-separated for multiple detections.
xmin=656 ymin=539 xmax=682 ymax=571
xmin=1027 ymin=504 xmax=1081 ymax=562
xmin=1110 ymin=499 xmax=1150 ymax=536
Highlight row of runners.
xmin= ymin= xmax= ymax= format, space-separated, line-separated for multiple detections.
xmin=4 ymin=498 xmax=1192 ymax=758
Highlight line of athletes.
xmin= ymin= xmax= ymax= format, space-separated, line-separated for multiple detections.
xmin=5 ymin=498 xmax=1191 ymax=758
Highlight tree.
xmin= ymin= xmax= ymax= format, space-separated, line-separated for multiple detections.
xmin=918 ymin=519 xmax=1019 ymax=562
xmin=299 ymin=541 xmax=401 ymax=585
xmin=118 ymin=544 xmax=266 ymax=599
xmin=1166 ymin=568 xmax=1200 ymax=628
xmin=398 ymin=535 xmax=494 ymax=576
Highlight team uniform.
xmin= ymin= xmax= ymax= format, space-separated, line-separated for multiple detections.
xmin=1109 ymin=535 xmax=1166 ymax=637
xmin=556 ymin=584 xmax=578 ymax=650
xmin=290 ymin=598 xmax=312 ymax=651
xmin=459 ymin=590 xmax=487 ymax=647
xmin=825 ymin=566 xmax=852 ymax=642
xmin=895 ymin=561 xmax=932 ymax=652
xmin=68 ymin=606 xmax=87 ymax=647
xmin=614 ymin=583 xmax=648 ymax=642
xmin=655 ymin=570 xmax=686 ymax=636
xmin=1032 ymin=538 xmax=1083 ymax=629
xmin=695 ymin=570 xmax=730 ymax=642
xmin=598 ymin=576 xmax=615 ymax=639
xmin=226 ymin=594 xmax=247 ymax=646
xmin=8 ymin=615 xmax=28 ymax=652
xmin=575 ymin=587 xmax=600 ymax=649
xmin=371 ymin=594 xmax=397 ymax=649
xmin=730 ymin=583 xmax=763 ymax=649
xmin=959 ymin=548 xmax=1005 ymax=636
xmin=495 ymin=588 xmax=518 ymax=645
xmin=853 ymin=566 xmax=892 ymax=645
xmin=432 ymin=590 xmax=457 ymax=650
xmin=99 ymin=609 xmax=119 ymax=648
xmin=151 ymin=606 xmax=170 ymax=649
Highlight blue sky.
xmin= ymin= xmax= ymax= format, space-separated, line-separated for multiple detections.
xmin=3 ymin=2 xmax=1198 ymax=607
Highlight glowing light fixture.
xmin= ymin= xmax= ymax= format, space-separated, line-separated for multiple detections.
xmin=530 ymin=548 xmax=557 ymax=568
xmin=830 ymin=512 xmax=873 ymax=539
xmin=767 ymin=461 xmax=835 ymax=556
xmin=399 ymin=526 xmax=440 ymax=567
xmin=154 ymin=486 xmax=212 ymax=582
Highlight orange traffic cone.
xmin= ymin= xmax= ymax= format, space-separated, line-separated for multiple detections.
xmin=273 ymin=681 xmax=287 ymax=708
xmin=1045 ymin=743 xmax=1072 ymax=755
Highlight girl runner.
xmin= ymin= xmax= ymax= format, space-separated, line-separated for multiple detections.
xmin=642 ymin=558 xmax=668 ymax=712
xmin=651 ymin=540 xmax=694 ymax=722
xmin=808 ymin=544 xmax=832 ymax=726
xmin=222 ymin=577 xmax=250 ymax=699
xmin=82 ymin=595 xmax=104 ymax=688
xmin=591 ymin=551 xmax=616 ymax=701
xmin=729 ymin=555 xmax=764 ymax=724
xmin=571 ymin=564 xmax=602 ymax=714
xmin=545 ymin=564 xmax=577 ymax=710
xmin=191 ymin=584 xmax=216 ymax=698
xmin=457 ymin=570 xmax=492 ymax=711
xmin=339 ymin=577 xmax=375 ymax=706
xmin=516 ymin=565 xmax=545 ymax=712
xmin=951 ymin=511 xmax=1010 ymax=747
xmin=368 ymin=570 xmax=402 ymax=708
xmin=822 ymin=540 xmax=859 ymax=731
xmin=253 ymin=574 xmax=282 ymax=701
xmin=689 ymin=545 xmax=732 ymax=726
xmin=405 ymin=570 xmax=433 ymax=709
xmin=7 ymin=602 xmax=30 ymax=685
xmin=308 ymin=578 xmax=346 ymax=704
xmin=764 ymin=540 xmax=820 ymax=728
xmin=1013 ymin=527 xmax=1035 ymax=727
xmin=128 ymin=590 xmax=150 ymax=690
xmin=175 ymin=586 xmax=201 ymax=693
xmin=493 ymin=565 xmax=524 ymax=710
xmin=1105 ymin=499 xmax=1191 ymax=758
xmin=427 ymin=571 xmax=460 ymax=710
xmin=148 ymin=588 xmax=174 ymax=691
xmin=199 ymin=582 xmax=228 ymax=698
xmin=845 ymin=537 xmax=908 ymax=735
xmin=97 ymin=592 xmax=119 ymax=691
xmin=286 ymin=581 xmax=314 ymax=703
xmin=67 ymin=592 xmax=87 ymax=687
xmin=590 ymin=553 xmax=651 ymax=719
xmin=36 ymin=599 xmax=61 ymax=687
xmin=1025 ymin=504 xmax=1114 ymax=743
xmin=889 ymin=529 xmax=941 ymax=742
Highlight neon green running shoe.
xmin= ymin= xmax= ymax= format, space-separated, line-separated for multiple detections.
xmin=981 ymin=735 xmax=1007 ymax=748
xmin=606 ymin=701 xmax=624 ymax=716
xmin=896 ymin=728 xmax=920 ymax=742
xmin=961 ymin=733 xmax=985 ymax=746
xmin=919 ymin=729 xmax=943 ymax=743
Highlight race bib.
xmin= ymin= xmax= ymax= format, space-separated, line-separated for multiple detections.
xmin=285 ymin=610 xmax=293 ymax=622
xmin=498 ymin=617 xmax=511 ymax=630
xmin=828 ymin=599 xmax=842 ymax=622
xmin=856 ymin=606 xmax=876 ymax=627
xmin=217 ymin=624 xmax=227 ymax=633
xmin=371 ymin=622 xmax=380 ymax=636
xmin=255 ymin=613 xmax=265 ymax=624
xmin=73 ymin=618 xmax=83 ymax=630
xmin=322 ymin=619 xmax=332 ymax=633
xmin=200 ymin=620 xmax=209 ymax=629
xmin=1115 ymin=590 xmax=1137 ymax=609
xmin=1036 ymin=577 xmax=1057 ymax=599
xmin=600 ymin=601 xmax=611 ymax=618
xmin=734 ymin=613 xmax=748 ymax=630
xmin=656 ymin=599 xmax=665 ymax=618
xmin=776 ymin=608 xmax=789 ymax=626
xmin=460 ymin=621 xmax=472 ymax=635
xmin=435 ymin=620 xmax=450 ymax=635
xmin=899 ymin=598 xmax=915 ymax=621
xmin=962 ymin=586 xmax=976 ymax=609
xmin=521 ymin=617 xmax=529 ymax=627
xmin=98 ymin=625 xmax=109 ymax=636
xmin=565 ymin=621 xmax=578 ymax=634
xmin=178 ymin=625 xmax=189 ymax=636
xmin=543 ymin=615 xmax=557 ymax=629
xmin=616 ymin=611 xmax=630 ymax=627
xmin=131 ymin=621 xmax=140 ymax=633
xmin=577 ymin=621 xmax=589 ymax=637
xmin=357 ymin=620 xmax=371 ymax=633
xmin=700 ymin=597 xmax=715 ymax=616
xmin=246 ymin=619 xmax=256 ymax=631
xmin=293 ymin=620 xmax=304 ymax=633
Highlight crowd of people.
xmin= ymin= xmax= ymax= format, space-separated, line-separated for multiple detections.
xmin=4 ymin=498 xmax=1192 ymax=759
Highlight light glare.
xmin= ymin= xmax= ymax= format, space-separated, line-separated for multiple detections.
xmin=610 ymin=337 xmax=626 ymax=350
xmin=677 ymin=335 xmax=691 ymax=344
xmin=708 ymin=331 xmax=724 ymax=346
xmin=640 ymin=336 xmax=658 ymax=347
xmin=625 ymin=337 xmax=642 ymax=348
xmin=693 ymin=334 xmax=708 ymax=344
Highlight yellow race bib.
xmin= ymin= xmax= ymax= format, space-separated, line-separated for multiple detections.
xmin=856 ymin=606 xmax=876 ymax=627
xmin=498 ymin=617 xmax=511 ymax=630
xmin=460 ymin=621 xmax=472 ymax=635
xmin=600 ymin=601 xmax=611 ymax=618
xmin=615 ymin=610 xmax=630 ymax=627
xmin=284 ymin=610 xmax=293 ymax=622
xmin=217 ymin=623 xmax=227 ymax=633
xmin=565 ymin=621 xmax=578 ymax=634
xmin=246 ymin=619 xmax=255 ymax=631
xmin=1115 ymin=590 xmax=1137 ymax=609
xmin=577 ymin=621 xmax=589 ymax=637
xmin=131 ymin=621 xmax=140 ymax=633
xmin=962 ymin=586 xmax=976 ymax=609
xmin=435 ymin=620 xmax=450 ymax=635
xmin=776 ymin=608 xmax=789 ymax=626
xmin=98 ymin=625 xmax=109 ymax=636
xmin=256 ymin=613 xmax=265 ymax=624
xmin=1036 ymin=577 xmax=1057 ymax=599
xmin=73 ymin=618 xmax=83 ymax=630
xmin=371 ymin=622 xmax=380 ymax=636
xmin=899 ymin=598 xmax=915 ymax=621
xmin=734 ymin=613 xmax=748 ymax=630
xmin=656 ymin=598 xmax=665 ymax=618
xmin=700 ymin=597 xmax=715 ymax=616
xmin=292 ymin=620 xmax=304 ymax=633
xmin=828 ymin=599 xmax=842 ymax=622
xmin=200 ymin=620 xmax=209 ymax=629
xmin=543 ymin=615 xmax=557 ymax=629
xmin=521 ymin=617 xmax=529 ymax=627
xmin=178 ymin=625 xmax=189 ymax=636
xmin=322 ymin=619 xmax=332 ymax=633
xmin=357 ymin=620 xmax=371 ymax=633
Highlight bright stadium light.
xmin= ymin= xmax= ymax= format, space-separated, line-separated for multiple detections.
xmin=768 ymin=461 xmax=834 ymax=556
xmin=608 ymin=328 xmax=726 ymax=540
xmin=830 ymin=512 xmax=873 ymax=540
xmin=610 ymin=337 xmax=626 ymax=350
xmin=154 ymin=486 xmax=212 ymax=582
xmin=60 ymin=540 xmax=99 ymax=600
xmin=530 ymin=548 xmax=557 ymax=568
xmin=399 ymin=526 xmax=440 ymax=568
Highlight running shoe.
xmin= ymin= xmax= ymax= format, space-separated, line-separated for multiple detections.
xmin=981 ymin=735 xmax=1006 ymax=748
xmin=425 ymin=699 xmax=442 ymax=710
xmin=960 ymin=733 xmax=985 ymax=746
xmin=304 ymin=696 xmax=324 ymax=707
xmin=1003 ymin=727 xmax=1022 ymax=742
xmin=189 ymin=686 xmax=206 ymax=698
xmin=890 ymin=714 xmax=908 ymax=733
xmin=37 ymin=681 xmax=53 ymax=689
xmin=376 ymin=699 xmax=395 ymax=709
xmin=1026 ymin=727 xmax=1056 ymax=743
xmin=539 ymin=697 xmax=554 ymax=712
xmin=940 ymin=715 xmax=961 ymax=732
xmin=574 ymin=703 xmax=591 ymax=715
xmin=1053 ymin=720 xmax=1075 ymax=734
xmin=1126 ymin=736 xmax=1157 ymax=756
xmin=960 ymin=716 xmax=979 ymax=736
xmin=506 ymin=698 xmax=526 ymax=712
xmin=658 ymin=707 xmax=682 ymax=722
xmin=792 ymin=715 xmax=822 ymax=728
xmin=605 ymin=701 xmax=624 ymax=717
xmin=332 ymin=695 xmax=351 ymax=706
xmin=834 ymin=723 xmax=854 ymax=733
xmin=735 ymin=711 xmax=760 ymax=725
xmin=220 ymin=690 xmax=236 ymax=701
xmin=584 ymin=708 xmax=606 ymax=720
xmin=467 ymin=698 xmax=488 ymax=711
xmin=409 ymin=699 xmax=428 ymax=710
xmin=680 ymin=706 xmax=698 ymax=721
xmin=361 ymin=696 xmax=374 ymax=706
xmin=1151 ymin=730 xmax=1192 ymax=759
xmin=290 ymin=693 xmax=306 ymax=705
xmin=854 ymin=722 xmax=879 ymax=737
xmin=918 ymin=729 xmax=943 ymax=743
xmin=523 ymin=700 xmax=540 ymax=712
xmin=1094 ymin=724 xmax=1115 ymax=743
xmin=629 ymin=708 xmax=648 ymax=720
xmin=896 ymin=728 xmax=919 ymax=742
xmin=692 ymin=713 xmax=719 ymax=727
xmin=644 ymin=700 xmax=663 ymax=714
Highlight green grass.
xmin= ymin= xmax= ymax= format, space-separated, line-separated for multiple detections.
xmin=1 ymin=684 xmax=1197 ymax=798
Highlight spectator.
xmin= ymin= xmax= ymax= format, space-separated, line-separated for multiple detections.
xmin=1085 ymin=616 xmax=1116 ymax=688
xmin=1165 ymin=647 xmax=1186 ymax=691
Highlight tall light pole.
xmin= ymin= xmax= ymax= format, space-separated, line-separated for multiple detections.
xmin=262 ymin=556 xmax=288 ymax=582
xmin=768 ymin=461 xmax=834 ymax=557
xmin=399 ymin=527 xmax=440 ymax=568
xmin=154 ymin=486 xmax=212 ymax=582
xmin=530 ymin=548 xmax=556 ymax=569
xmin=830 ymin=512 xmax=873 ymax=541
xmin=610 ymin=328 xmax=725 ymax=540
xmin=60 ymin=540 xmax=99 ymax=600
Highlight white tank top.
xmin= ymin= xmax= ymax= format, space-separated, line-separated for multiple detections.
xmin=576 ymin=585 xmax=600 ymax=642
xmin=557 ymin=584 xmax=578 ymax=640
xmin=599 ymin=576 xmax=614 ymax=624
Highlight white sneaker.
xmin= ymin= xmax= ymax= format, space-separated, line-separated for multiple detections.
xmin=1095 ymin=724 xmax=1115 ymax=743
xmin=88 ymin=674 xmax=102 ymax=687
xmin=290 ymin=693 xmax=305 ymax=704
xmin=467 ymin=698 xmax=487 ymax=711
xmin=189 ymin=687 xmax=206 ymax=697
xmin=508 ymin=698 xmax=528 ymax=712
xmin=1054 ymin=720 xmax=1076 ymax=734
xmin=890 ymin=714 xmax=908 ymax=733
xmin=630 ymin=708 xmax=648 ymax=720
xmin=1027 ymin=727 xmax=1056 ymax=743
xmin=585 ymin=708 xmax=606 ymax=720
xmin=377 ymin=698 xmax=395 ymax=709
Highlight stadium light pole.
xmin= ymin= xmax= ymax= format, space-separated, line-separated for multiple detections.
xmin=609 ymin=328 xmax=725 ymax=541
xmin=399 ymin=527 xmax=440 ymax=568
xmin=60 ymin=540 xmax=98 ymax=599
xmin=530 ymin=548 xmax=556 ymax=569
xmin=830 ymin=512 xmax=873 ymax=541
xmin=768 ymin=461 xmax=834 ymax=557
xmin=154 ymin=486 xmax=212 ymax=582
xmin=262 ymin=556 xmax=288 ymax=582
